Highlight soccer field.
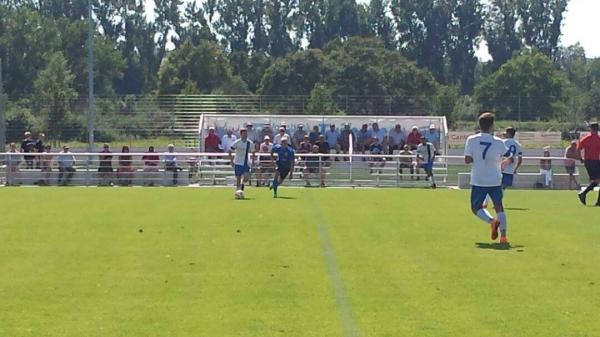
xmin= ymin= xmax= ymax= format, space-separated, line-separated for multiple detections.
xmin=1 ymin=188 xmax=599 ymax=337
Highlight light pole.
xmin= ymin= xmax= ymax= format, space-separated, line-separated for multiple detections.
xmin=0 ymin=57 xmax=6 ymax=153
xmin=87 ymin=0 xmax=95 ymax=152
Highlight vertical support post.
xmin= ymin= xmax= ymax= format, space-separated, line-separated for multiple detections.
xmin=86 ymin=0 xmax=95 ymax=187
xmin=0 ymin=57 xmax=6 ymax=154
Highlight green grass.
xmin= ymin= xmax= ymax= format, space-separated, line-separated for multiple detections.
xmin=0 ymin=188 xmax=599 ymax=337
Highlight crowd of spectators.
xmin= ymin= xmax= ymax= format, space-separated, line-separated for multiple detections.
xmin=3 ymin=131 xmax=191 ymax=186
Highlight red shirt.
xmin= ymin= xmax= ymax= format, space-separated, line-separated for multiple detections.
xmin=406 ymin=131 xmax=422 ymax=148
xmin=204 ymin=133 xmax=221 ymax=152
xmin=578 ymin=133 xmax=600 ymax=160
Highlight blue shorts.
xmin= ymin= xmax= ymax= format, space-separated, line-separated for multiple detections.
xmin=471 ymin=185 xmax=503 ymax=210
xmin=502 ymin=173 xmax=514 ymax=187
xmin=422 ymin=162 xmax=433 ymax=172
xmin=234 ymin=164 xmax=250 ymax=177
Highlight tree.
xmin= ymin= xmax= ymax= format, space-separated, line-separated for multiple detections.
xmin=306 ymin=83 xmax=337 ymax=114
xmin=208 ymin=0 xmax=254 ymax=52
xmin=258 ymin=49 xmax=331 ymax=95
xmin=266 ymin=0 xmax=296 ymax=57
xmin=33 ymin=52 xmax=78 ymax=140
xmin=475 ymin=50 xmax=566 ymax=120
xmin=391 ymin=0 xmax=452 ymax=82
xmin=483 ymin=0 xmax=522 ymax=70
xmin=447 ymin=0 xmax=483 ymax=93
xmin=157 ymin=40 xmax=248 ymax=95
xmin=517 ymin=0 xmax=568 ymax=59
xmin=368 ymin=0 xmax=395 ymax=49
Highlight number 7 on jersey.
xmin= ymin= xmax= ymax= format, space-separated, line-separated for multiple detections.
xmin=480 ymin=142 xmax=492 ymax=160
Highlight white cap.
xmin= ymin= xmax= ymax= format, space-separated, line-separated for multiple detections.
xmin=429 ymin=124 xmax=436 ymax=129
xmin=264 ymin=135 xmax=271 ymax=140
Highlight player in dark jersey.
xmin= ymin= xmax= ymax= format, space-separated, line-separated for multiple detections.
xmin=269 ymin=137 xmax=296 ymax=198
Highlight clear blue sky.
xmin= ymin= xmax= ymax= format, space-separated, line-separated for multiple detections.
xmin=146 ymin=0 xmax=600 ymax=58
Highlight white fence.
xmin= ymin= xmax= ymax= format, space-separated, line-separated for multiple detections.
xmin=0 ymin=152 xmax=587 ymax=190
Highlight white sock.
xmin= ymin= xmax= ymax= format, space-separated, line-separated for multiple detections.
xmin=476 ymin=209 xmax=493 ymax=224
xmin=498 ymin=212 xmax=507 ymax=236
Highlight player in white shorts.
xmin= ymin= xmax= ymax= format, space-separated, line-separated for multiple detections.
xmin=228 ymin=128 xmax=255 ymax=192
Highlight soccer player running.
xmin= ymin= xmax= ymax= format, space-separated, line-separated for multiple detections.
xmin=228 ymin=128 xmax=255 ymax=193
xmin=577 ymin=122 xmax=600 ymax=206
xmin=465 ymin=113 xmax=512 ymax=244
xmin=501 ymin=127 xmax=523 ymax=188
xmin=416 ymin=135 xmax=437 ymax=188
xmin=269 ymin=136 xmax=295 ymax=198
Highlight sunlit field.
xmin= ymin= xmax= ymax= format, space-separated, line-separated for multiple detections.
xmin=1 ymin=188 xmax=599 ymax=337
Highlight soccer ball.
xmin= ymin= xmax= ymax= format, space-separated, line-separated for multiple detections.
xmin=235 ymin=190 xmax=245 ymax=200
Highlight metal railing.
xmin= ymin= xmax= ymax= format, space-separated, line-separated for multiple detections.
xmin=0 ymin=152 xmax=587 ymax=190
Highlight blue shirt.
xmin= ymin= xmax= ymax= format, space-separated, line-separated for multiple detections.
xmin=272 ymin=144 xmax=295 ymax=167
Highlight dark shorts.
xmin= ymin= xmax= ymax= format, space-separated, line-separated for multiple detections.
xmin=502 ymin=173 xmax=514 ymax=187
xmin=565 ymin=165 xmax=576 ymax=175
xmin=234 ymin=164 xmax=251 ymax=177
xmin=471 ymin=185 xmax=503 ymax=210
xmin=277 ymin=165 xmax=291 ymax=180
xmin=98 ymin=166 xmax=113 ymax=173
xmin=584 ymin=160 xmax=600 ymax=180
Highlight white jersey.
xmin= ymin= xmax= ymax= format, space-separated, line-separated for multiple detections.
xmin=416 ymin=142 xmax=436 ymax=164
xmin=464 ymin=133 xmax=508 ymax=187
xmin=230 ymin=139 xmax=254 ymax=166
xmin=502 ymin=138 xmax=522 ymax=175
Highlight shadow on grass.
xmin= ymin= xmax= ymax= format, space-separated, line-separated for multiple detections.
xmin=505 ymin=207 xmax=530 ymax=211
xmin=475 ymin=242 xmax=525 ymax=251
xmin=275 ymin=196 xmax=297 ymax=200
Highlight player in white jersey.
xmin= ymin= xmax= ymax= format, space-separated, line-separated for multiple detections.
xmin=501 ymin=127 xmax=523 ymax=188
xmin=228 ymin=128 xmax=255 ymax=192
xmin=416 ymin=136 xmax=437 ymax=188
xmin=464 ymin=112 xmax=512 ymax=244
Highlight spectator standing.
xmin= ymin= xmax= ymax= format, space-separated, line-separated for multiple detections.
xmin=117 ymin=145 xmax=133 ymax=186
xmin=406 ymin=126 xmax=422 ymax=150
xmin=539 ymin=147 xmax=553 ymax=188
xmin=204 ymin=127 xmax=221 ymax=153
xmin=388 ymin=124 xmax=406 ymax=154
xmin=21 ymin=131 xmax=35 ymax=169
xmin=424 ymin=124 xmax=441 ymax=151
xmin=6 ymin=142 xmax=21 ymax=186
xmin=34 ymin=132 xmax=46 ymax=169
xmin=325 ymin=124 xmax=341 ymax=154
xmin=142 ymin=146 xmax=160 ymax=186
xmin=577 ymin=122 xmax=600 ymax=206
xmin=309 ymin=125 xmax=321 ymax=144
xmin=339 ymin=123 xmax=356 ymax=156
xmin=246 ymin=123 xmax=259 ymax=147
xmin=274 ymin=127 xmax=287 ymax=145
xmin=57 ymin=145 xmax=76 ymax=186
xmin=164 ymin=144 xmax=181 ymax=186
xmin=303 ymin=145 xmax=325 ymax=187
xmin=98 ymin=143 xmax=113 ymax=186
xmin=257 ymin=136 xmax=274 ymax=186
xmin=316 ymin=135 xmax=331 ymax=163
xmin=356 ymin=123 xmax=372 ymax=152
xmin=564 ymin=140 xmax=581 ymax=190
xmin=39 ymin=145 xmax=53 ymax=186
xmin=221 ymin=129 xmax=238 ymax=152
xmin=398 ymin=145 xmax=415 ymax=179
xmin=292 ymin=124 xmax=307 ymax=149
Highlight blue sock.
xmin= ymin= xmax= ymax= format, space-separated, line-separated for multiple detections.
xmin=272 ymin=179 xmax=279 ymax=192
xmin=497 ymin=212 xmax=507 ymax=235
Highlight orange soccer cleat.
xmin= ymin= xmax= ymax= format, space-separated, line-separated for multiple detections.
xmin=500 ymin=236 xmax=509 ymax=244
xmin=490 ymin=219 xmax=500 ymax=240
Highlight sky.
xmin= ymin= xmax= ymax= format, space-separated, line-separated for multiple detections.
xmin=146 ymin=0 xmax=600 ymax=59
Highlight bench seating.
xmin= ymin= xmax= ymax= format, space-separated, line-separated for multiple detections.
xmin=458 ymin=172 xmax=579 ymax=190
